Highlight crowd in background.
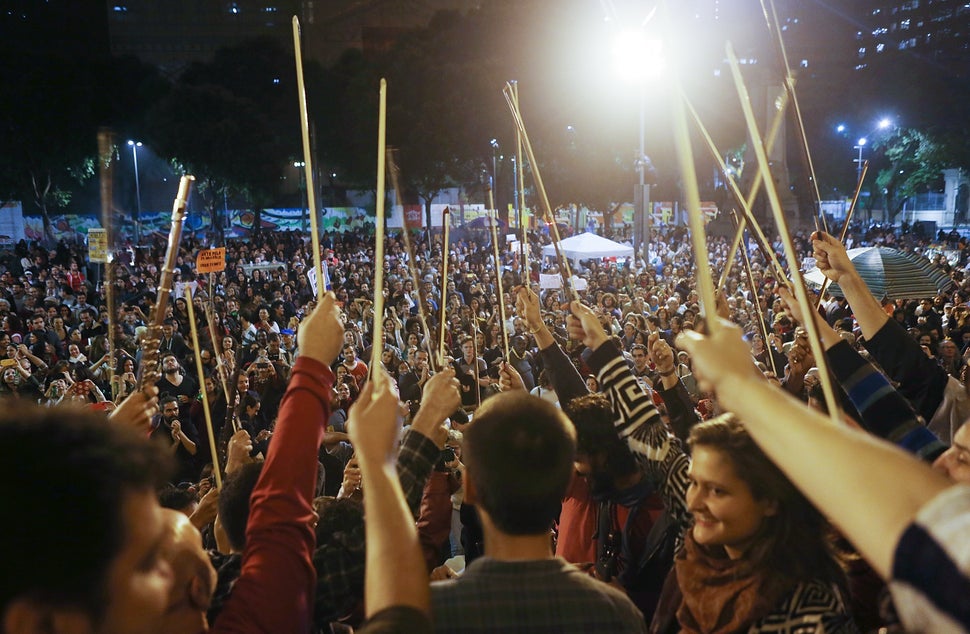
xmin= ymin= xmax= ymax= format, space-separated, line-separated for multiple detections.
xmin=2 ymin=215 xmax=970 ymax=633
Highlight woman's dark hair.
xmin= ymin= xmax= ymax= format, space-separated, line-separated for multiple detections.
xmin=688 ymin=415 xmax=846 ymax=589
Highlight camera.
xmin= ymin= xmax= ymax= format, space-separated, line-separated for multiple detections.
xmin=434 ymin=447 xmax=456 ymax=471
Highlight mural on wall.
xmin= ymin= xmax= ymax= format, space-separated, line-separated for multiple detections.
xmin=21 ymin=207 xmax=374 ymax=243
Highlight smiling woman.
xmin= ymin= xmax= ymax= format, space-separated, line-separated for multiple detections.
xmin=583 ymin=336 xmax=858 ymax=634
xmin=657 ymin=417 xmax=854 ymax=634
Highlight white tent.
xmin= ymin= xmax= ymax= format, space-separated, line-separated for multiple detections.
xmin=540 ymin=232 xmax=633 ymax=261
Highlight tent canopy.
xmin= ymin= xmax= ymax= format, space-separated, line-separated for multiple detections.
xmin=540 ymin=232 xmax=633 ymax=261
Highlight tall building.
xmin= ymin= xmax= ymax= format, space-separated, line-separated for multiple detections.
xmin=853 ymin=0 xmax=970 ymax=78
xmin=105 ymin=0 xmax=481 ymax=76
xmin=107 ymin=0 xmax=307 ymax=78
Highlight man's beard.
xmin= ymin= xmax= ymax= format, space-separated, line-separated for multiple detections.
xmin=585 ymin=468 xmax=617 ymax=500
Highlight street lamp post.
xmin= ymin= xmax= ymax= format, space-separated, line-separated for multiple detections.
xmin=853 ymin=137 xmax=867 ymax=189
xmin=490 ymin=138 xmax=500 ymax=212
xmin=127 ymin=140 xmax=142 ymax=242
xmin=294 ymin=161 xmax=307 ymax=232
xmin=613 ymin=29 xmax=661 ymax=266
xmin=853 ymin=138 xmax=867 ymax=223
xmin=635 ymin=83 xmax=650 ymax=260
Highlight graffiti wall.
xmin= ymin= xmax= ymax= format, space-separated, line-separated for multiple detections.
xmin=22 ymin=207 xmax=373 ymax=243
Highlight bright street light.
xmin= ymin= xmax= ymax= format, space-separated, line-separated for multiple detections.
xmin=612 ymin=30 xmax=662 ymax=261
xmin=878 ymin=117 xmax=892 ymax=130
xmin=612 ymin=29 xmax=664 ymax=83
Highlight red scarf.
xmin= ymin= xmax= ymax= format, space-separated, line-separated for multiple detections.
xmin=675 ymin=532 xmax=793 ymax=634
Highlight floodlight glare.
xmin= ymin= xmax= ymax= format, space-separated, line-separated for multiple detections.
xmin=612 ymin=30 xmax=663 ymax=82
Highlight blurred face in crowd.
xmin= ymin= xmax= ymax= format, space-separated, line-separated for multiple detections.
xmin=2 ymin=368 xmax=17 ymax=386
xmin=336 ymin=383 xmax=351 ymax=401
xmin=631 ymin=347 xmax=648 ymax=371
xmin=161 ymin=400 xmax=179 ymax=423
xmin=939 ymin=340 xmax=958 ymax=360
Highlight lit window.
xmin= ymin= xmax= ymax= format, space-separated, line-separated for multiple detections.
xmin=877 ymin=43 xmax=886 ymax=52
xmin=901 ymin=18 xmax=911 ymax=29
xmin=800 ymin=59 xmax=808 ymax=68
xmin=112 ymin=5 xmax=127 ymax=11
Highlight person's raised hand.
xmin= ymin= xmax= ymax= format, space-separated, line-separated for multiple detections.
xmin=515 ymin=285 xmax=543 ymax=332
xmin=189 ymin=486 xmax=220 ymax=530
xmin=225 ymin=428 xmax=254 ymax=474
xmin=786 ymin=345 xmax=815 ymax=382
xmin=567 ymin=301 xmax=608 ymax=350
xmin=297 ymin=291 xmax=344 ymax=366
xmin=411 ymin=368 xmax=461 ymax=447
xmin=430 ymin=565 xmax=459 ymax=581
xmin=348 ymin=375 xmax=403 ymax=466
xmin=675 ymin=319 xmax=763 ymax=396
xmin=714 ymin=289 xmax=731 ymax=321
xmin=811 ymin=231 xmax=856 ymax=284
xmin=498 ymin=361 xmax=526 ymax=392
xmin=776 ymin=285 xmax=810 ymax=327
xmin=647 ymin=333 xmax=674 ymax=374
xmin=109 ymin=385 xmax=159 ymax=435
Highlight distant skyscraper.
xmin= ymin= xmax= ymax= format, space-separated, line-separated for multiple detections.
xmin=107 ymin=0 xmax=306 ymax=77
xmin=105 ymin=0 xmax=481 ymax=74
xmin=852 ymin=0 xmax=970 ymax=78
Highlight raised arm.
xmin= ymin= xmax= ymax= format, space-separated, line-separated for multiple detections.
xmin=516 ymin=286 xmax=588 ymax=403
xmin=647 ymin=333 xmax=701 ymax=444
xmin=779 ymin=286 xmax=947 ymax=462
xmin=350 ymin=376 xmax=432 ymax=629
xmin=567 ymin=301 xmax=692 ymax=531
xmin=211 ymin=293 xmax=342 ymax=633
xmin=813 ymin=231 xmax=947 ymax=422
xmin=398 ymin=368 xmax=462 ymax=517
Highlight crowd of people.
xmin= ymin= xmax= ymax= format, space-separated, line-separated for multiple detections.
xmin=0 ymin=215 xmax=969 ymax=633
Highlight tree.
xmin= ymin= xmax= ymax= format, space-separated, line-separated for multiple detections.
xmin=0 ymin=44 xmax=167 ymax=245
xmin=147 ymin=38 xmax=299 ymax=242
xmin=872 ymin=128 xmax=945 ymax=224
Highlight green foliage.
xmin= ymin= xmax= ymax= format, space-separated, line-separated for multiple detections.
xmin=146 ymin=38 xmax=298 ymax=235
xmin=873 ymin=128 xmax=945 ymax=222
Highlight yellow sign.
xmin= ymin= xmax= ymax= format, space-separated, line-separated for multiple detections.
xmin=88 ymin=229 xmax=107 ymax=263
xmin=196 ymin=247 xmax=227 ymax=273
